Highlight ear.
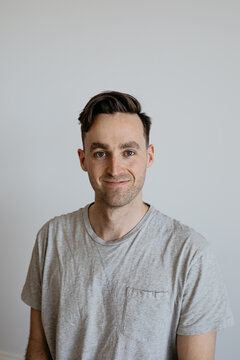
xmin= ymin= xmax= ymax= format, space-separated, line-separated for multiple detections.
xmin=147 ymin=144 xmax=154 ymax=168
xmin=77 ymin=149 xmax=88 ymax=172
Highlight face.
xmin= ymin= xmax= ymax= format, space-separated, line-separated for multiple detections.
xmin=78 ymin=113 xmax=154 ymax=208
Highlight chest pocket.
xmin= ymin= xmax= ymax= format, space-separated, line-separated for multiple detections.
xmin=120 ymin=287 xmax=170 ymax=341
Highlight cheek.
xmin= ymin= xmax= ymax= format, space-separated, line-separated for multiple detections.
xmin=128 ymin=158 xmax=147 ymax=174
xmin=87 ymin=160 xmax=104 ymax=176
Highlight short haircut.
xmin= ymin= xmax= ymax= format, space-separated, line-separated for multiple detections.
xmin=78 ymin=91 xmax=152 ymax=147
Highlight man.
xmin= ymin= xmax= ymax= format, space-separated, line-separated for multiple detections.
xmin=22 ymin=91 xmax=233 ymax=359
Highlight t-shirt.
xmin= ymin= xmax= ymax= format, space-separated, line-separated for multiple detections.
xmin=21 ymin=204 xmax=234 ymax=360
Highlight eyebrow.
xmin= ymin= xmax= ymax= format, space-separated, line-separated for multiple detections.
xmin=90 ymin=141 xmax=140 ymax=152
xmin=90 ymin=142 xmax=109 ymax=152
xmin=120 ymin=141 xmax=140 ymax=150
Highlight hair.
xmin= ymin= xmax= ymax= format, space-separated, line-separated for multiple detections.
xmin=78 ymin=90 xmax=152 ymax=147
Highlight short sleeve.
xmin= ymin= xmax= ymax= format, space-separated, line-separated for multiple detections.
xmin=21 ymin=225 xmax=48 ymax=311
xmin=177 ymin=244 xmax=234 ymax=335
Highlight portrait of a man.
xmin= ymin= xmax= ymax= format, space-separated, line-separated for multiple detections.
xmin=21 ymin=91 xmax=234 ymax=359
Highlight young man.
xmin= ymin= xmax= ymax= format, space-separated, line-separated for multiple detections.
xmin=22 ymin=91 xmax=233 ymax=360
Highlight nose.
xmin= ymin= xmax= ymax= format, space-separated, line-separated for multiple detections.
xmin=107 ymin=155 xmax=123 ymax=177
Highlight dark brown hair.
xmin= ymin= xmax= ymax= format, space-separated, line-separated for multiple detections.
xmin=78 ymin=91 xmax=151 ymax=147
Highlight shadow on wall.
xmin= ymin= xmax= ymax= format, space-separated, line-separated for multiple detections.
xmin=0 ymin=351 xmax=24 ymax=360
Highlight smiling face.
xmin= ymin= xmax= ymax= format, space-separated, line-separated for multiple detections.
xmin=78 ymin=112 xmax=154 ymax=209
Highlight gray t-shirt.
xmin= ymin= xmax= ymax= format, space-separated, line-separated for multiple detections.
xmin=21 ymin=204 xmax=233 ymax=360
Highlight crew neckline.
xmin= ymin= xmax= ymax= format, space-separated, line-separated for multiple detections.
xmin=83 ymin=203 xmax=154 ymax=246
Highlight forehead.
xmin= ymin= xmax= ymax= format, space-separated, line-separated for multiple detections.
xmin=84 ymin=113 xmax=145 ymax=147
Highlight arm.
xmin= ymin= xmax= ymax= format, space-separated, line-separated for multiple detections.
xmin=177 ymin=332 xmax=216 ymax=360
xmin=25 ymin=308 xmax=52 ymax=360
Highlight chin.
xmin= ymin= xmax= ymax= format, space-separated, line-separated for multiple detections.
xmin=101 ymin=193 xmax=140 ymax=208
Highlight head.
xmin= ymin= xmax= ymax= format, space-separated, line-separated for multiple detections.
xmin=78 ymin=91 xmax=151 ymax=148
xmin=77 ymin=91 xmax=154 ymax=209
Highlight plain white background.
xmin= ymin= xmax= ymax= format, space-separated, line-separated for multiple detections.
xmin=0 ymin=0 xmax=239 ymax=358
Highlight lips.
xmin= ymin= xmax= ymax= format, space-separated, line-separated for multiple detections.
xmin=102 ymin=179 xmax=130 ymax=186
xmin=104 ymin=180 xmax=129 ymax=185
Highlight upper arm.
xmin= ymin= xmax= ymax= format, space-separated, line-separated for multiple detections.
xmin=29 ymin=308 xmax=47 ymax=343
xmin=26 ymin=308 xmax=52 ymax=359
xmin=177 ymin=332 xmax=216 ymax=360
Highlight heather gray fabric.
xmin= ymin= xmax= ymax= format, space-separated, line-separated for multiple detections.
xmin=21 ymin=204 xmax=234 ymax=360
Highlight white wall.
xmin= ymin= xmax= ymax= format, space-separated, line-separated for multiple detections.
xmin=0 ymin=0 xmax=239 ymax=357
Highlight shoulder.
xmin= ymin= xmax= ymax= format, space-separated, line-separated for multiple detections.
xmin=40 ymin=207 xmax=83 ymax=230
xmin=150 ymin=206 xmax=210 ymax=260
xmin=35 ymin=207 xmax=86 ymax=248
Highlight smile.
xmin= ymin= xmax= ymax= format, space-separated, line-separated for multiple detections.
xmin=103 ymin=180 xmax=130 ymax=186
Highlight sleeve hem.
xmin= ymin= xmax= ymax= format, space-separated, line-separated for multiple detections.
xmin=21 ymin=294 xmax=41 ymax=311
xmin=177 ymin=318 xmax=235 ymax=336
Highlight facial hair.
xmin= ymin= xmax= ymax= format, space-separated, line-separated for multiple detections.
xmin=94 ymin=172 xmax=146 ymax=208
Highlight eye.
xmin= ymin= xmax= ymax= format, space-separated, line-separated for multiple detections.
xmin=95 ymin=151 xmax=106 ymax=158
xmin=124 ymin=150 xmax=135 ymax=157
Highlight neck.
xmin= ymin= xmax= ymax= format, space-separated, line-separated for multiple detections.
xmin=88 ymin=198 xmax=149 ymax=242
